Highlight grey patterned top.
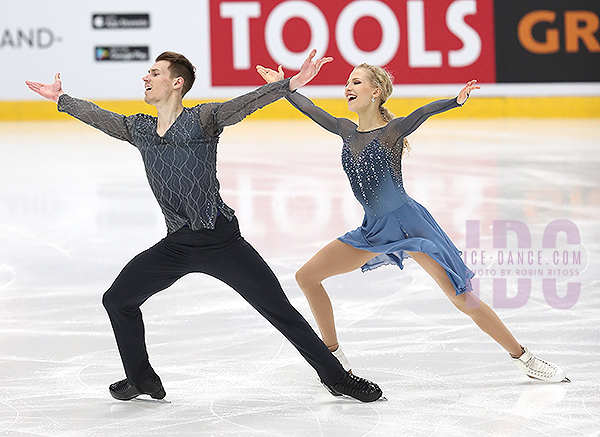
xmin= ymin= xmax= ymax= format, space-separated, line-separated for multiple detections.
xmin=58 ymin=79 xmax=293 ymax=232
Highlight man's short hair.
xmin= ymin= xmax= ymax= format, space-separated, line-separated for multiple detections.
xmin=155 ymin=51 xmax=196 ymax=97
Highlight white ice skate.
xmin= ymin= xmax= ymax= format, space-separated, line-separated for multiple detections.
xmin=512 ymin=346 xmax=570 ymax=383
xmin=332 ymin=345 xmax=352 ymax=373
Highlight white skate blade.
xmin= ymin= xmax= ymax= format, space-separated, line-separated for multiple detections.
xmin=526 ymin=375 xmax=571 ymax=383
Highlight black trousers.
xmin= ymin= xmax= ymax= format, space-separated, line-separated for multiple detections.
xmin=102 ymin=215 xmax=344 ymax=386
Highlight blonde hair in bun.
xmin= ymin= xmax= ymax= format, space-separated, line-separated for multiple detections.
xmin=356 ymin=63 xmax=410 ymax=155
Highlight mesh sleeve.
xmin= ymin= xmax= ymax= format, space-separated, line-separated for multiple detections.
xmin=57 ymin=94 xmax=134 ymax=144
xmin=389 ymin=97 xmax=461 ymax=138
xmin=285 ymin=92 xmax=348 ymax=136
xmin=196 ymin=78 xmax=293 ymax=137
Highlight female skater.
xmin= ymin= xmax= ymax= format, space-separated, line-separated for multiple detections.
xmin=256 ymin=56 xmax=569 ymax=383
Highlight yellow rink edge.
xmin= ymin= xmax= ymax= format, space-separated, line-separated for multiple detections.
xmin=1 ymin=97 xmax=599 ymax=121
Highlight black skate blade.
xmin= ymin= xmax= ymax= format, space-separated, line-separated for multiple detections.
xmin=562 ymin=377 xmax=571 ymax=383
xmin=335 ymin=393 xmax=386 ymax=403
xmin=133 ymin=397 xmax=171 ymax=404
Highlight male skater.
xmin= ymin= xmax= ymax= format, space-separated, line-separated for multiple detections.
xmin=26 ymin=50 xmax=382 ymax=402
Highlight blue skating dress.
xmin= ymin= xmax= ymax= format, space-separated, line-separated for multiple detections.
xmin=287 ymin=93 xmax=474 ymax=295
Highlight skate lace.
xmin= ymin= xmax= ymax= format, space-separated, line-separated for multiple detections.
xmin=111 ymin=379 xmax=131 ymax=393
xmin=524 ymin=355 xmax=557 ymax=378
xmin=337 ymin=373 xmax=377 ymax=395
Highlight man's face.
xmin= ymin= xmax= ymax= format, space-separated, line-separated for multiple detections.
xmin=142 ymin=60 xmax=175 ymax=104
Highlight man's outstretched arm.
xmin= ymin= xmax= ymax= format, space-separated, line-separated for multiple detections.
xmin=26 ymin=73 xmax=65 ymax=103
xmin=201 ymin=49 xmax=333 ymax=136
xmin=25 ymin=74 xmax=134 ymax=144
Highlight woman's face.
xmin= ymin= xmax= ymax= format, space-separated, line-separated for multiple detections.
xmin=344 ymin=68 xmax=379 ymax=113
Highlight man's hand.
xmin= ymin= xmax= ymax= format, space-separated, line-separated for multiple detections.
xmin=25 ymin=73 xmax=65 ymax=103
xmin=256 ymin=64 xmax=285 ymax=84
xmin=288 ymin=49 xmax=333 ymax=91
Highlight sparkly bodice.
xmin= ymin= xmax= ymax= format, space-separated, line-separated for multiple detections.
xmin=341 ymin=135 xmax=407 ymax=217
xmin=287 ymin=92 xmax=461 ymax=217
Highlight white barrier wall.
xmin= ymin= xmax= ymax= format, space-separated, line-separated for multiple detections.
xmin=2 ymin=0 xmax=599 ymax=102
xmin=2 ymin=0 xmax=214 ymax=101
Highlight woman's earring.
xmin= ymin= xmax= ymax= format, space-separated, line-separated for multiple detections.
xmin=371 ymin=97 xmax=375 ymax=103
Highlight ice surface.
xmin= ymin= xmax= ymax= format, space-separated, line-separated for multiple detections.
xmin=1 ymin=118 xmax=599 ymax=436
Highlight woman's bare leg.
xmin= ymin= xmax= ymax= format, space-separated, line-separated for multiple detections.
xmin=296 ymin=239 xmax=377 ymax=350
xmin=407 ymin=251 xmax=522 ymax=357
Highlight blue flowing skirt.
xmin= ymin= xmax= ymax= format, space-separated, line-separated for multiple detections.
xmin=338 ymin=197 xmax=474 ymax=295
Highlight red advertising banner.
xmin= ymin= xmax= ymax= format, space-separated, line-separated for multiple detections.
xmin=210 ymin=0 xmax=496 ymax=86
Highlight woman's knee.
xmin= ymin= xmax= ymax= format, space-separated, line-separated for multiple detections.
xmin=295 ymin=264 xmax=320 ymax=290
xmin=449 ymin=292 xmax=481 ymax=318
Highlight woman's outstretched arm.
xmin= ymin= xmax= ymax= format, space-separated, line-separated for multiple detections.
xmin=391 ymin=80 xmax=480 ymax=138
xmin=256 ymin=55 xmax=349 ymax=136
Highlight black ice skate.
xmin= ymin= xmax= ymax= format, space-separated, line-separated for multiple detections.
xmin=109 ymin=374 xmax=166 ymax=401
xmin=322 ymin=371 xmax=382 ymax=402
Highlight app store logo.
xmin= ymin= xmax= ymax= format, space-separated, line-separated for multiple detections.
xmin=95 ymin=46 xmax=149 ymax=61
xmin=92 ymin=14 xmax=150 ymax=30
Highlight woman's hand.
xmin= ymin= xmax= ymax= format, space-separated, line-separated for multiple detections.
xmin=457 ymin=79 xmax=480 ymax=105
xmin=256 ymin=64 xmax=285 ymax=84
xmin=25 ymin=73 xmax=65 ymax=103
